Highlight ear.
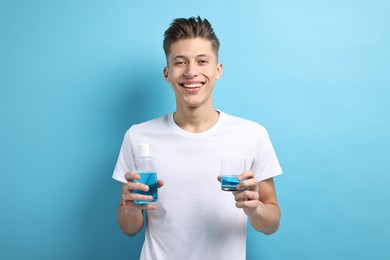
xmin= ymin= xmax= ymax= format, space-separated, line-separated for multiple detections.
xmin=163 ymin=66 xmax=170 ymax=83
xmin=215 ymin=63 xmax=223 ymax=80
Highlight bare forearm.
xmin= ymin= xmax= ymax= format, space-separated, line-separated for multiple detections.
xmin=117 ymin=206 xmax=144 ymax=236
xmin=249 ymin=203 xmax=281 ymax=235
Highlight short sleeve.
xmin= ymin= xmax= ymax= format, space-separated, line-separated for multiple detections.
xmin=112 ymin=129 xmax=135 ymax=183
xmin=251 ymin=125 xmax=282 ymax=182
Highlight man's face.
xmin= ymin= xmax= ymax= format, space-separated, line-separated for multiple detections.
xmin=164 ymin=38 xmax=222 ymax=110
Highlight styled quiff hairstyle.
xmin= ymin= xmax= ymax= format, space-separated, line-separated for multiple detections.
xmin=163 ymin=16 xmax=220 ymax=58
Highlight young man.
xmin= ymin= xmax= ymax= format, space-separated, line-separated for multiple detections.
xmin=113 ymin=17 xmax=282 ymax=259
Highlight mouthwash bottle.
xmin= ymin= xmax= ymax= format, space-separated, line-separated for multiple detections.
xmin=133 ymin=143 xmax=158 ymax=205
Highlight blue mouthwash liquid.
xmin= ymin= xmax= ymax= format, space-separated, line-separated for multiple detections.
xmin=134 ymin=172 xmax=158 ymax=205
xmin=221 ymin=175 xmax=240 ymax=191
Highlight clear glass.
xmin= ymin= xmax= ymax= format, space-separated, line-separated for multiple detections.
xmin=221 ymin=159 xmax=246 ymax=191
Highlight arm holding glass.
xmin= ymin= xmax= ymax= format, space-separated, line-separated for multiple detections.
xmin=218 ymin=168 xmax=280 ymax=235
xmin=118 ymin=171 xmax=164 ymax=236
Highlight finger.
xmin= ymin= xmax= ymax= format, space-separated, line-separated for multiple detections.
xmin=157 ymin=179 xmax=165 ymax=189
xmin=123 ymin=199 xmax=157 ymax=211
xmin=122 ymin=192 xmax=154 ymax=204
xmin=233 ymin=190 xmax=259 ymax=202
xmin=235 ymin=199 xmax=259 ymax=209
xmin=237 ymin=178 xmax=258 ymax=191
xmin=142 ymin=204 xmax=157 ymax=210
xmin=124 ymin=181 xmax=150 ymax=193
xmin=238 ymin=170 xmax=254 ymax=181
xmin=217 ymin=175 xmax=221 ymax=182
xmin=125 ymin=172 xmax=140 ymax=182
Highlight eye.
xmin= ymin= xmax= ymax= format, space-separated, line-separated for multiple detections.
xmin=174 ymin=60 xmax=186 ymax=66
xmin=198 ymin=59 xmax=208 ymax=65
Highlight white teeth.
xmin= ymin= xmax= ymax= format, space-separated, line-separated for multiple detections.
xmin=183 ymin=83 xmax=202 ymax=88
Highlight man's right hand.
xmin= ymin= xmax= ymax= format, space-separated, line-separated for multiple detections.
xmin=121 ymin=172 xmax=164 ymax=214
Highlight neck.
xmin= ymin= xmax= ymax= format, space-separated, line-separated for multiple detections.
xmin=173 ymin=106 xmax=220 ymax=133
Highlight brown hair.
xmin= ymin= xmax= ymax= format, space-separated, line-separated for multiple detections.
xmin=163 ymin=16 xmax=220 ymax=58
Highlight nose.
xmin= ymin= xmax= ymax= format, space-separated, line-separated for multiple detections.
xmin=183 ymin=62 xmax=198 ymax=78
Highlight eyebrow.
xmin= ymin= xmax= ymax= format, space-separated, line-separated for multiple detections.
xmin=172 ymin=54 xmax=211 ymax=60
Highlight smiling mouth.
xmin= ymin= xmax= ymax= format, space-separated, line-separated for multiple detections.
xmin=180 ymin=82 xmax=205 ymax=89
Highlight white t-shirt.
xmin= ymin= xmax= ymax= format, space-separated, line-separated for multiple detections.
xmin=113 ymin=111 xmax=282 ymax=260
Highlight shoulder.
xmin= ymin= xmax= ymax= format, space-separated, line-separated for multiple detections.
xmin=221 ymin=111 xmax=267 ymax=133
xmin=126 ymin=114 xmax=170 ymax=135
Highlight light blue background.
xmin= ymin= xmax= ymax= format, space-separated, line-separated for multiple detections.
xmin=1 ymin=1 xmax=389 ymax=259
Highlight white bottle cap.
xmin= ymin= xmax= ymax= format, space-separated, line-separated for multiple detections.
xmin=137 ymin=143 xmax=150 ymax=157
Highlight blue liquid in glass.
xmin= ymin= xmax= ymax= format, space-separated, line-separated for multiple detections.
xmin=221 ymin=175 xmax=240 ymax=191
xmin=133 ymin=172 xmax=158 ymax=205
